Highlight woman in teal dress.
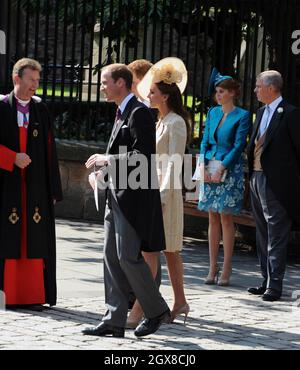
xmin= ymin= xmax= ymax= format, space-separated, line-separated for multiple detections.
xmin=198 ymin=68 xmax=251 ymax=286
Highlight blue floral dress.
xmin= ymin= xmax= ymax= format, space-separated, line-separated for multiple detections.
xmin=198 ymin=159 xmax=245 ymax=215
xmin=197 ymin=106 xmax=250 ymax=215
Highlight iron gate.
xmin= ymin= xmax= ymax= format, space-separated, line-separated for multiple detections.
xmin=0 ymin=0 xmax=300 ymax=144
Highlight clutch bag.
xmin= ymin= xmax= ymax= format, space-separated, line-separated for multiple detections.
xmin=206 ymin=159 xmax=227 ymax=182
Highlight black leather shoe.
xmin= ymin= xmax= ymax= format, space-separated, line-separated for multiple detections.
xmin=262 ymin=288 xmax=281 ymax=302
xmin=7 ymin=304 xmax=47 ymax=312
xmin=134 ymin=309 xmax=171 ymax=337
xmin=82 ymin=322 xmax=124 ymax=337
xmin=247 ymin=286 xmax=266 ymax=295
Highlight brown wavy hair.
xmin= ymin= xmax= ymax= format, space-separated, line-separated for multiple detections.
xmin=216 ymin=78 xmax=241 ymax=99
xmin=156 ymin=81 xmax=192 ymax=145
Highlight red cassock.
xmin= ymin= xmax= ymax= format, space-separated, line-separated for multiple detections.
xmin=0 ymin=126 xmax=45 ymax=305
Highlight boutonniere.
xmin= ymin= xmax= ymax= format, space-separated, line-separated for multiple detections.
xmin=277 ymin=107 xmax=284 ymax=114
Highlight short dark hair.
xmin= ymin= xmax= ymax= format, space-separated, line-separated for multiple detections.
xmin=103 ymin=63 xmax=133 ymax=90
xmin=13 ymin=58 xmax=42 ymax=78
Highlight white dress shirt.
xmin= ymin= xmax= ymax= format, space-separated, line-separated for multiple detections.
xmin=259 ymin=95 xmax=283 ymax=137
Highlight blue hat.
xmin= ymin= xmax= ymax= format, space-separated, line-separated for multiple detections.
xmin=208 ymin=67 xmax=232 ymax=95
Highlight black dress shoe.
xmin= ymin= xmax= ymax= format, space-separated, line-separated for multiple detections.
xmin=262 ymin=288 xmax=281 ymax=302
xmin=247 ymin=286 xmax=266 ymax=295
xmin=134 ymin=309 xmax=171 ymax=337
xmin=27 ymin=304 xmax=49 ymax=312
xmin=7 ymin=304 xmax=47 ymax=312
xmin=82 ymin=321 xmax=124 ymax=338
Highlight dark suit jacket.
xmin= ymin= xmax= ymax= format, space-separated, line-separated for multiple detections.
xmin=247 ymin=99 xmax=300 ymax=226
xmin=106 ymin=95 xmax=166 ymax=252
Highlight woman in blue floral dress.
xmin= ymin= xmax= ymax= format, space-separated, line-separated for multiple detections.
xmin=198 ymin=68 xmax=251 ymax=286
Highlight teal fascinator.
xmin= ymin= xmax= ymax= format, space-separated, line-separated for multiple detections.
xmin=208 ymin=67 xmax=232 ymax=95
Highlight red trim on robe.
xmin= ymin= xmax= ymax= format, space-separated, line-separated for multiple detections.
xmin=0 ymin=145 xmax=17 ymax=172
xmin=4 ymin=126 xmax=45 ymax=305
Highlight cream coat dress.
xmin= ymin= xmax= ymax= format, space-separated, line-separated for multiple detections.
xmin=156 ymin=111 xmax=187 ymax=252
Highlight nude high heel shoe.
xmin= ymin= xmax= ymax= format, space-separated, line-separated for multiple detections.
xmin=171 ymin=303 xmax=190 ymax=325
xmin=125 ymin=318 xmax=142 ymax=329
xmin=217 ymin=267 xmax=232 ymax=286
xmin=204 ymin=264 xmax=220 ymax=285
xmin=126 ymin=301 xmax=144 ymax=329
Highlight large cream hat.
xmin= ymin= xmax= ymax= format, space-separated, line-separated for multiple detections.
xmin=137 ymin=57 xmax=188 ymax=101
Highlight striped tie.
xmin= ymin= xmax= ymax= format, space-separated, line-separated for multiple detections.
xmin=110 ymin=108 xmax=122 ymax=142
xmin=115 ymin=108 xmax=121 ymax=122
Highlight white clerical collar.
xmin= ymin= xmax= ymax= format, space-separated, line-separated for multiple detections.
xmin=14 ymin=94 xmax=30 ymax=106
xmin=119 ymin=93 xmax=135 ymax=114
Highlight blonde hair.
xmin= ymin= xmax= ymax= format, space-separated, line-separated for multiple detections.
xmin=13 ymin=58 xmax=42 ymax=78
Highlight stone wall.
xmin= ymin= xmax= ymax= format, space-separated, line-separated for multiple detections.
xmin=54 ymin=139 xmax=256 ymax=244
xmin=0 ymin=0 xmax=8 ymax=90
xmin=55 ymin=139 xmax=107 ymax=222
xmin=55 ymin=139 xmax=300 ymax=255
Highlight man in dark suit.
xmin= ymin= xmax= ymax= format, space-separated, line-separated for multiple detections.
xmin=83 ymin=64 xmax=170 ymax=337
xmin=126 ymin=59 xmax=161 ymax=326
xmin=247 ymin=70 xmax=300 ymax=301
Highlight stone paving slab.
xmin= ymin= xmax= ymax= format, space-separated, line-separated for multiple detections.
xmin=1 ymin=293 xmax=299 ymax=350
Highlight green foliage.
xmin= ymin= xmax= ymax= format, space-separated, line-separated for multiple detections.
xmin=15 ymin=0 xmax=192 ymax=30
xmin=15 ymin=0 xmax=199 ymax=38
xmin=15 ymin=0 xmax=198 ymax=68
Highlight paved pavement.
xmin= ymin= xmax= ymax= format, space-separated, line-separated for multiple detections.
xmin=0 ymin=218 xmax=300 ymax=350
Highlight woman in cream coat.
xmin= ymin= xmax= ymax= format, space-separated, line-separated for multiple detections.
xmin=156 ymin=111 xmax=186 ymax=253
xmin=127 ymin=59 xmax=191 ymax=326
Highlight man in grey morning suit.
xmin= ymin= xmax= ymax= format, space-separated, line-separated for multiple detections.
xmin=83 ymin=64 xmax=170 ymax=337
xmin=247 ymin=70 xmax=300 ymax=301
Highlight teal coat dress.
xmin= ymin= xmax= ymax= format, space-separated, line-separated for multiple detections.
xmin=198 ymin=105 xmax=251 ymax=215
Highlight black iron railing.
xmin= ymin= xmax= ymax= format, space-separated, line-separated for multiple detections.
xmin=1 ymin=0 xmax=300 ymax=144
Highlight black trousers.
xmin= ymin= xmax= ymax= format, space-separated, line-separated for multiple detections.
xmin=250 ymin=171 xmax=292 ymax=294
